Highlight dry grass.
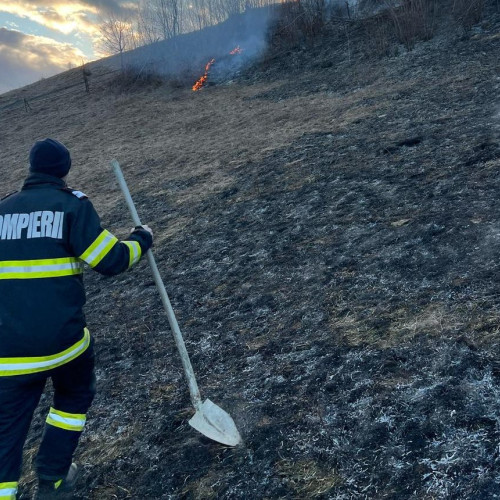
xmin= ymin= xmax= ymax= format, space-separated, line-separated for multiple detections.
xmin=396 ymin=305 xmax=463 ymax=337
xmin=275 ymin=459 xmax=342 ymax=497
xmin=385 ymin=0 xmax=438 ymax=50
xmin=0 ymin=71 xmax=396 ymax=214
xmin=453 ymin=0 xmax=485 ymax=31
xmin=269 ymin=0 xmax=327 ymax=48
xmin=181 ymin=470 xmax=221 ymax=499
xmin=2 ymin=12 xmax=499 ymax=497
xmin=88 ymin=484 xmax=133 ymax=499
xmin=363 ymin=11 xmax=395 ymax=57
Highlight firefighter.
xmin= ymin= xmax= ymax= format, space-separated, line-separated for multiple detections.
xmin=0 ymin=138 xmax=153 ymax=499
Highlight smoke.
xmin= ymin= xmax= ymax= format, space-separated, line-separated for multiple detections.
xmin=100 ymin=6 xmax=273 ymax=83
xmin=97 ymin=0 xmax=391 ymax=85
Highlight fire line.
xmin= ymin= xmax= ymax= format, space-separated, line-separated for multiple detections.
xmin=192 ymin=46 xmax=244 ymax=92
xmin=192 ymin=58 xmax=215 ymax=91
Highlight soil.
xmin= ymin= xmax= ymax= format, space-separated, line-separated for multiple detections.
xmin=1 ymin=3 xmax=500 ymax=498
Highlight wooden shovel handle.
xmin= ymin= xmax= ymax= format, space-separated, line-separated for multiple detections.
xmin=112 ymin=160 xmax=202 ymax=410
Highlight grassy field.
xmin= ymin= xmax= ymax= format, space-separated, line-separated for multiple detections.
xmin=1 ymin=4 xmax=500 ymax=498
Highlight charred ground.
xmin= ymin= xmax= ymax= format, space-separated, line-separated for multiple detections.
xmin=1 ymin=3 xmax=500 ymax=499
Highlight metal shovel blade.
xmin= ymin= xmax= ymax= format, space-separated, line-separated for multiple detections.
xmin=189 ymin=399 xmax=242 ymax=446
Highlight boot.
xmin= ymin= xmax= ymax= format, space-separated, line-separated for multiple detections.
xmin=33 ymin=463 xmax=78 ymax=499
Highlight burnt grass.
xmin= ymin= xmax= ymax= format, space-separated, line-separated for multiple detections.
xmin=4 ymin=4 xmax=500 ymax=499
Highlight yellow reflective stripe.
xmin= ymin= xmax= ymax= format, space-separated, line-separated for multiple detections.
xmin=123 ymin=241 xmax=141 ymax=268
xmin=0 ymin=269 xmax=83 ymax=280
xmin=46 ymin=407 xmax=86 ymax=432
xmin=54 ymin=479 xmax=63 ymax=489
xmin=0 ymin=329 xmax=90 ymax=376
xmin=0 ymin=258 xmax=83 ymax=280
xmin=79 ymin=230 xmax=118 ymax=268
xmin=0 ymin=258 xmax=78 ymax=267
xmin=0 ymin=482 xmax=18 ymax=500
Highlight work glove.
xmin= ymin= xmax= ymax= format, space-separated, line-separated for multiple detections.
xmin=130 ymin=225 xmax=154 ymax=251
xmin=132 ymin=224 xmax=153 ymax=238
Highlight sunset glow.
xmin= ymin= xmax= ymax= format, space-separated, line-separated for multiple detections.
xmin=0 ymin=0 xmax=121 ymax=93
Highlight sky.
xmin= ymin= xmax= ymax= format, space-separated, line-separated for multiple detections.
xmin=0 ymin=0 xmax=134 ymax=94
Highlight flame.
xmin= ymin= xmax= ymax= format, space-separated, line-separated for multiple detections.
xmin=192 ymin=46 xmax=243 ymax=91
xmin=192 ymin=58 xmax=215 ymax=91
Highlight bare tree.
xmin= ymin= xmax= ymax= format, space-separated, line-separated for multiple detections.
xmin=98 ymin=11 xmax=132 ymax=69
xmin=99 ymin=0 xmax=277 ymax=62
xmin=137 ymin=0 xmax=184 ymax=42
xmin=187 ymin=0 xmax=210 ymax=30
xmin=156 ymin=0 xmax=181 ymax=39
xmin=137 ymin=1 xmax=162 ymax=44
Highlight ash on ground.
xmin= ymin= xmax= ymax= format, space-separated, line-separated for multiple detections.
xmin=6 ymin=2 xmax=500 ymax=499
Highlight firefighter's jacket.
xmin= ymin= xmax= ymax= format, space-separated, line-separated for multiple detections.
xmin=0 ymin=173 xmax=153 ymax=375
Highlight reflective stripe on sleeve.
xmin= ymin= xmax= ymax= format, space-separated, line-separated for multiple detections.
xmin=46 ymin=407 xmax=87 ymax=432
xmin=0 ymin=257 xmax=83 ymax=280
xmin=122 ymin=241 xmax=142 ymax=268
xmin=0 ymin=482 xmax=18 ymax=500
xmin=0 ymin=328 xmax=90 ymax=376
xmin=79 ymin=230 xmax=118 ymax=268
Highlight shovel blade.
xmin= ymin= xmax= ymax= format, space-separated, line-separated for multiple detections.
xmin=189 ymin=399 xmax=242 ymax=446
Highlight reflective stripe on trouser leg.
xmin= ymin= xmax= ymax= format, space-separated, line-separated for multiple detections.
xmin=0 ymin=482 xmax=18 ymax=500
xmin=36 ymin=343 xmax=95 ymax=480
xmin=46 ymin=408 xmax=86 ymax=432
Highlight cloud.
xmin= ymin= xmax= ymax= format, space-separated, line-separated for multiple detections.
xmin=0 ymin=27 xmax=86 ymax=94
xmin=0 ymin=1 xmax=137 ymax=36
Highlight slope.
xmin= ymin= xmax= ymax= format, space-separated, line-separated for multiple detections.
xmin=0 ymin=5 xmax=499 ymax=499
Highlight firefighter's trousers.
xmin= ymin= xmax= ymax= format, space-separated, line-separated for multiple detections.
xmin=0 ymin=338 xmax=95 ymax=494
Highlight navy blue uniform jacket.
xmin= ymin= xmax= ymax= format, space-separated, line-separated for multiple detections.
xmin=0 ymin=173 xmax=152 ymax=375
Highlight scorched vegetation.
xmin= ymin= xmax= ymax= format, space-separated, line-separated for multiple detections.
xmin=0 ymin=0 xmax=499 ymax=498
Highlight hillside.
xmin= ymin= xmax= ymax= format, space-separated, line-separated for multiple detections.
xmin=1 ymin=3 xmax=500 ymax=499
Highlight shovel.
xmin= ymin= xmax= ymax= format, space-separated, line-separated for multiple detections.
xmin=112 ymin=160 xmax=241 ymax=447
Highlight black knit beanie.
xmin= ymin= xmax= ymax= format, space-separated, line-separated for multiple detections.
xmin=29 ymin=138 xmax=72 ymax=178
